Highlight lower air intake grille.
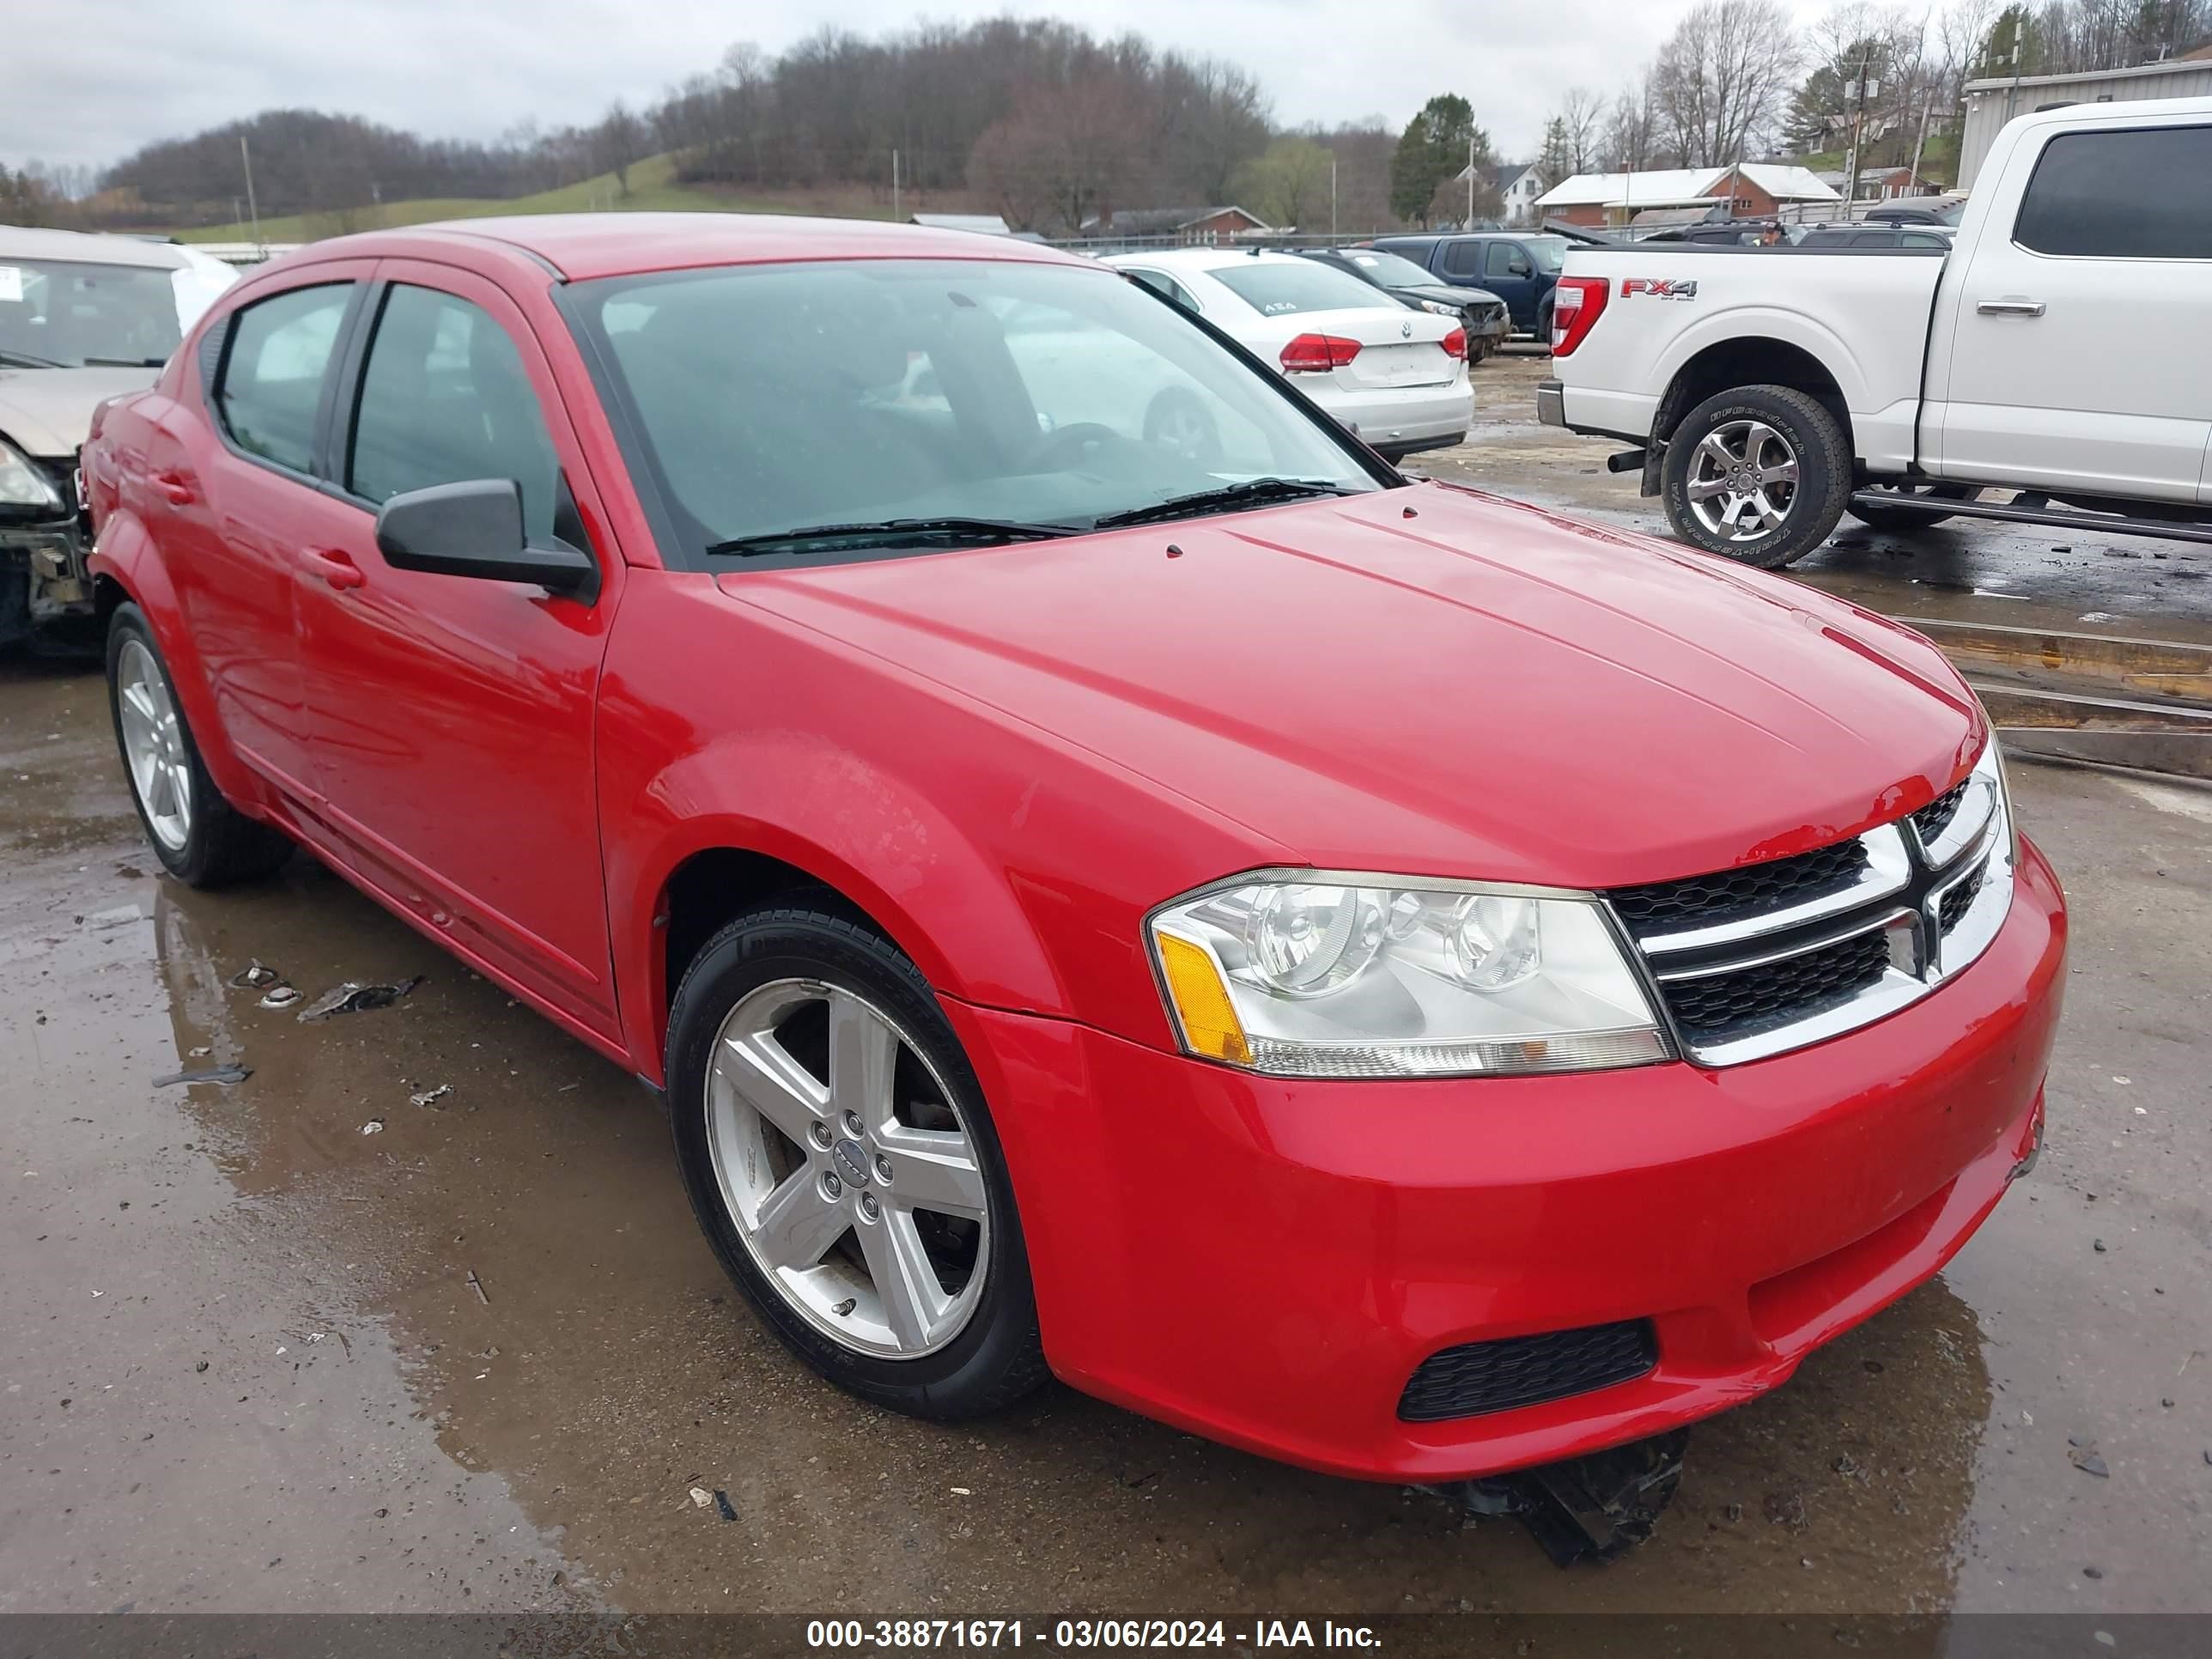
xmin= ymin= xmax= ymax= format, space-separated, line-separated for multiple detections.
xmin=1662 ymin=929 xmax=1892 ymax=1045
xmin=1398 ymin=1319 xmax=1659 ymax=1422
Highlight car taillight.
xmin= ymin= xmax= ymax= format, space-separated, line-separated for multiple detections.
xmin=1280 ymin=333 xmax=1361 ymax=372
xmin=1441 ymin=325 xmax=1467 ymax=359
xmin=1550 ymin=276 xmax=1610 ymax=357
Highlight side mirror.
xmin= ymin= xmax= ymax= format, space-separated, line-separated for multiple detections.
xmin=1509 ymin=259 xmax=1532 ymax=277
xmin=374 ymin=478 xmax=599 ymax=604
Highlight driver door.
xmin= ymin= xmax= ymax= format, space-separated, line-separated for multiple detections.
xmin=289 ymin=261 xmax=624 ymax=1039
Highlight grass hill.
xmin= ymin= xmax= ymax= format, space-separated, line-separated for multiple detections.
xmin=170 ymin=153 xmax=908 ymax=243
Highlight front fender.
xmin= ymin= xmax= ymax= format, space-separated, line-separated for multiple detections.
xmin=609 ymin=729 xmax=1070 ymax=1082
xmin=87 ymin=510 xmax=261 ymax=810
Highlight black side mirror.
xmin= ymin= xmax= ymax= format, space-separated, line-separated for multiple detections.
xmin=374 ymin=478 xmax=599 ymax=604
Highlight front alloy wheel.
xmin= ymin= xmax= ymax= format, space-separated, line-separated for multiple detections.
xmin=666 ymin=905 xmax=1048 ymax=1419
xmin=707 ymin=978 xmax=989 ymax=1358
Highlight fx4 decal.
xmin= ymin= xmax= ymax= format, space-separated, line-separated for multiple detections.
xmin=1620 ymin=278 xmax=1699 ymax=301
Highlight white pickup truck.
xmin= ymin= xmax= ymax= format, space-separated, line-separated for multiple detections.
xmin=1539 ymin=95 xmax=2212 ymax=568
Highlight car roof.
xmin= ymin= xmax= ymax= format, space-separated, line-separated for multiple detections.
xmin=0 ymin=224 xmax=206 ymax=270
xmin=270 ymin=212 xmax=1096 ymax=284
xmin=1103 ymin=246 xmax=1308 ymax=273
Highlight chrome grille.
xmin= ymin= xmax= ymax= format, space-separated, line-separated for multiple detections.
xmin=1608 ymin=748 xmax=2014 ymax=1066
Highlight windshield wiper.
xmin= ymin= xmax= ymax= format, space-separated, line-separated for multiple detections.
xmin=0 ymin=348 xmax=63 ymax=368
xmin=1091 ymin=477 xmax=1357 ymax=530
xmin=705 ymin=516 xmax=1081 ymax=558
xmin=81 ymin=356 xmax=170 ymax=368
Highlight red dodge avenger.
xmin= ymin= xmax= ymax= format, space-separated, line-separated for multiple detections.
xmin=82 ymin=216 xmax=2063 ymax=1482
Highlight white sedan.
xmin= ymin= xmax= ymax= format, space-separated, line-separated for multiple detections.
xmin=1099 ymin=248 xmax=1471 ymax=460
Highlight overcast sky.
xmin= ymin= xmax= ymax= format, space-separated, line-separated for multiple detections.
xmin=3 ymin=0 xmax=1776 ymax=178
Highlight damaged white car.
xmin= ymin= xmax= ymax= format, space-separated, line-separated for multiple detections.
xmin=1 ymin=228 xmax=236 ymax=649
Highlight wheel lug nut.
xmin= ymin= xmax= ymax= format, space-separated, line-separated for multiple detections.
xmin=821 ymin=1172 xmax=842 ymax=1200
xmin=810 ymin=1122 xmax=833 ymax=1150
xmin=842 ymin=1110 xmax=863 ymax=1138
xmin=859 ymin=1193 xmax=880 ymax=1221
xmin=874 ymin=1155 xmax=894 ymax=1184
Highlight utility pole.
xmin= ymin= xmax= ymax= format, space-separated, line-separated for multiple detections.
xmin=892 ymin=149 xmax=901 ymax=222
xmin=1842 ymin=48 xmax=1877 ymax=217
xmin=240 ymin=135 xmax=263 ymax=252
xmin=1330 ymin=153 xmax=1338 ymax=237
xmin=1467 ymin=136 xmax=1475 ymax=227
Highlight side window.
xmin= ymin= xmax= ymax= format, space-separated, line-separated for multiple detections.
xmin=348 ymin=284 xmax=562 ymax=541
xmin=1441 ymin=240 xmax=1482 ymax=277
xmin=2013 ymin=126 xmax=2212 ymax=258
xmin=1903 ymin=232 xmax=1948 ymax=248
xmin=216 ymin=284 xmax=352 ymax=474
xmin=1481 ymin=241 xmax=1519 ymax=277
xmin=1126 ymin=269 xmax=1200 ymax=313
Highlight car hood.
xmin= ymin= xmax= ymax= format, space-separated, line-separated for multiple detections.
xmin=0 ymin=367 xmax=160 ymax=458
xmin=722 ymin=483 xmax=1982 ymax=889
xmin=1397 ymin=282 xmax=1505 ymax=311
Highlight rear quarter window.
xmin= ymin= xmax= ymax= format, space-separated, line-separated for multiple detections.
xmin=2013 ymin=125 xmax=2212 ymax=258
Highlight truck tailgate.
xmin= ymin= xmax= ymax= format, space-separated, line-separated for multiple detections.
xmin=1552 ymin=247 xmax=1948 ymax=473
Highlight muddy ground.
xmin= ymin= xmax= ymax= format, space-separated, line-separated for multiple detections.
xmin=3 ymin=373 xmax=2209 ymax=1634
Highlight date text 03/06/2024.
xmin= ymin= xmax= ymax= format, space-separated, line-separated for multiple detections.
xmin=805 ymin=1620 xmax=1382 ymax=1649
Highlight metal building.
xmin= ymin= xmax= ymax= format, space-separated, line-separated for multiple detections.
xmin=1960 ymin=58 xmax=2212 ymax=188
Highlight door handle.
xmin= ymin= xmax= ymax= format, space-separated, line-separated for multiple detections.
xmin=153 ymin=470 xmax=195 ymax=505
xmin=303 ymin=547 xmax=368 ymax=591
xmin=1977 ymin=299 xmax=2046 ymax=317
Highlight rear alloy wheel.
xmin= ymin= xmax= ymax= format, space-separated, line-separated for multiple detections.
xmin=1847 ymin=482 xmax=1984 ymax=532
xmin=1662 ymin=385 xmax=1850 ymax=569
xmin=667 ymin=907 xmax=1048 ymax=1419
xmin=106 ymin=602 xmax=292 ymax=886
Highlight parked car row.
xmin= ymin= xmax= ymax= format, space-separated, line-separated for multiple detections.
xmin=1099 ymin=247 xmax=1475 ymax=459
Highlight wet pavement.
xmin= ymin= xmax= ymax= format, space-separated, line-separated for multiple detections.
xmin=4 ymin=417 xmax=2210 ymax=1625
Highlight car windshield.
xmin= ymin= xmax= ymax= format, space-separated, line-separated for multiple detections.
xmin=1205 ymin=259 xmax=1394 ymax=317
xmin=571 ymin=258 xmax=1382 ymax=562
xmin=1341 ymin=250 xmax=1437 ymax=289
xmin=1524 ymin=236 xmax=1569 ymax=272
xmin=0 ymin=258 xmax=212 ymax=368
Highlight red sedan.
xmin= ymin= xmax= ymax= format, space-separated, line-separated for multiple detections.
xmin=81 ymin=216 xmax=2064 ymax=1482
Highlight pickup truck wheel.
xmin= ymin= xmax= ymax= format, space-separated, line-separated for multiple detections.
xmin=1847 ymin=483 xmax=1984 ymax=532
xmin=666 ymin=906 xmax=1049 ymax=1420
xmin=1662 ymin=386 xmax=1850 ymax=569
xmin=106 ymin=602 xmax=292 ymax=887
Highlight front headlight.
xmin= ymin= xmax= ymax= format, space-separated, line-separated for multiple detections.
xmin=0 ymin=437 xmax=64 ymax=511
xmin=1148 ymin=871 xmax=1670 ymax=1079
xmin=1417 ymin=299 xmax=1459 ymax=316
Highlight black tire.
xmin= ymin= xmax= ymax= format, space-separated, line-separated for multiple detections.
xmin=666 ymin=905 xmax=1048 ymax=1420
xmin=1533 ymin=299 xmax=1553 ymax=352
xmin=1847 ymin=483 xmax=1984 ymax=532
xmin=105 ymin=602 xmax=292 ymax=887
xmin=1661 ymin=385 xmax=1850 ymax=569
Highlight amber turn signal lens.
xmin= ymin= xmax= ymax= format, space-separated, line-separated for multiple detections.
xmin=1155 ymin=932 xmax=1252 ymax=1066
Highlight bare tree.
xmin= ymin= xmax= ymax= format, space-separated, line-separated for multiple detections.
xmin=1650 ymin=0 xmax=1803 ymax=166
xmin=1559 ymin=87 xmax=1605 ymax=173
xmin=591 ymin=101 xmax=646 ymax=195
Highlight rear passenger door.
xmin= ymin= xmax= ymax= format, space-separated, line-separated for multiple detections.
xmin=154 ymin=265 xmax=371 ymax=797
xmin=1929 ymin=119 xmax=2212 ymax=501
xmin=290 ymin=261 xmax=623 ymax=1037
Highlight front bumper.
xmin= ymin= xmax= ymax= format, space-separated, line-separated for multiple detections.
xmin=945 ymin=835 xmax=2066 ymax=1483
xmin=2 ymin=459 xmax=95 ymax=635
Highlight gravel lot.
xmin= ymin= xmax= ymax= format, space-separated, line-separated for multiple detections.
xmin=3 ymin=362 xmax=2208 ymax=1634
